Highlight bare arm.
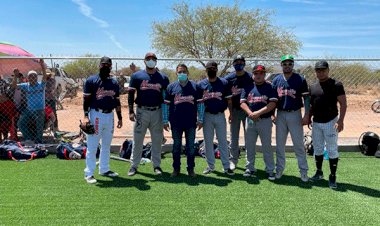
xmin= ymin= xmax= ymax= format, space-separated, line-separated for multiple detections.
xmin=40 ymin=59 xmax=48 ymax=82
xmin=336 ymin=95 xmax=347 ymax=132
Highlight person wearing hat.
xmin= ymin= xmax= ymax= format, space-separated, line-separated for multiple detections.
xmin=271 ymin=55 xmax=310 ymax=182
xmin=240 ymin=65 xmax=278 ymax=180
xmin=82 ymin=56 xmax=123 ymax=184
xmin=197 ymin=61 xmax=234 ymax=175
xmin=44 ymin=68 xmax=59 ymax=132
xmin=11 ymin=59 xmax=49 ymax=144
xmin=309 ymin=60 xmax=347 ymax=189
xmin=163 ymin=63 xmax=204 ymax=177
xmin=127 ymin=52 xmax=170 ymax=176
xmin=223 ymin=55 xmax=252 ymax=171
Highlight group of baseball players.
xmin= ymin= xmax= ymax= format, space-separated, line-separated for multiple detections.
xmin=82 ymin=53 xmax=347 ymax=189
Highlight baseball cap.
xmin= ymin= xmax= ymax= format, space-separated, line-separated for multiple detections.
xmin=206 ymin=61 xmax=218 ymax=69
xmin=100 ymin=56 xmax=112 ymax=64
xmin=233 ymin=55 xmax=245 ymax=63
xmin=315 ymin=60 xmax=329 ymax=69
xmin=253 ymin=65 xmax=266 ymax=72
xmin=281 ymin=54 xmax=294 ymax=62
xmin=145 ymin=52 xmax=157 ymax=60
xmin=27 ymin=70 xmax=38 ymax=76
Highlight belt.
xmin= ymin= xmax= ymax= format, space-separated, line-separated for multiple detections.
xmin=279 ymin=109 xmax=299 ymax=112
xmin=94 ymin=108 xmax=113 ymax=114
xmin=138 ymin=105 xmax=161 ymax=111
xmin=205 ymin=111 xmax=224 ymax=115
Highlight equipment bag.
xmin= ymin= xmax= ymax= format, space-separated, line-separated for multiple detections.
xmin=0 ymin=140 xmax=48 ymax=161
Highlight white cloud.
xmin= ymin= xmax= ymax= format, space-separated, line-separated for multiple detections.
xmin=71 ymin=0 xmax=128 ymax=53
xmin=281 ymin=0 xmax=324 ymax=5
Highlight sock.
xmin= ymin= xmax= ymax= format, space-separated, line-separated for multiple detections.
xmin=329 ymin=158 xmax=339 ymax=176
xmin=315 ymin=155 xmax=324 ymax=171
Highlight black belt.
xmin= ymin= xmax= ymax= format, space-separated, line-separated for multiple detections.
xmin=94 ymin=108 xmax=113 ymax=114
xmin=138 ymin=105 xmax=161 ymax=111
xmin=279 ymin=109 xmax=299 ymax=112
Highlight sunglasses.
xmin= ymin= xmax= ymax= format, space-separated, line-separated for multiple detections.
xmin=282 ymin=62 xmax=294 ymax=67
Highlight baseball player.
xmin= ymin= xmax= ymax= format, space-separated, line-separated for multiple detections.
xmin=223 ymin=55 xmax=252 ymax=170
xmin=197 ymin=61 xmax=234 ymax=175
xmin=240 ymin=65 xmax=277 ymax=180
xmin=82 ymin=56 xmax=123 ymax=184
xmin=271 ymin=55 xmax=310 ymax=182
xmin=127 ymin=52 xmax=169 ymax=176
xmin=309 ymin=60 xmax=347 ymax=189
xmin=163 ymin=64 xmax=204 ymax=177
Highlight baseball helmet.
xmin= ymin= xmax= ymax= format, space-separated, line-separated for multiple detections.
xmin=359 ymin=131 xmax=380 ymax=156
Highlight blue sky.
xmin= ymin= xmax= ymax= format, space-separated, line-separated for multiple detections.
xmin=1 ymin=0 xmax=380 ymax=58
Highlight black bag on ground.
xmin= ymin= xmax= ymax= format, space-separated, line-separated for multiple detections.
xmin=119 ymin=139 xmax=152 ymax=159
xmin=0 ymin=140 xmax=48 ymax=161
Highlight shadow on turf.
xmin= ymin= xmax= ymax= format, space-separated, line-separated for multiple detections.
xmin=95 ymin=177 xmax=151 ymax=191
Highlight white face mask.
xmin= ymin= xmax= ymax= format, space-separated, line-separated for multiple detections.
xmin=146 ymin=60 xmax=157 ymax=69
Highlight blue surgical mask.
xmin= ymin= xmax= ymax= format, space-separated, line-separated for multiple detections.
xmin=234 ymin=63 xmax=245 ymax=72
xmin=177 ymin=73 xmax=188 ymax=82
xmin=146 ymin=60 xmax=157 ymax=69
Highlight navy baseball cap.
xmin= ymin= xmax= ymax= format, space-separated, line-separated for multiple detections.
xmin=206 ymin=61 xmax=218 ymax=69
xmin=233 ymin=55 xmax=245 ymax=63
xmin=315 ymin=60 xmax=329 ymax=69
xmin=100 ymin=56 xmax=112 ymax=64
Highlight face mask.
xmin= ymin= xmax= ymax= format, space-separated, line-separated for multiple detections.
xmin=99 ymin=66 xmax=111 ymax=79
xmin=146 ymin=60 xmax=156 ymax=69
xmin=177 ymin=73 xmax=188 ymax=82
xmin=234 ymin=63 xmax=245 ymax=72
xmin=207 ymin=70 xmax=217 ymax=78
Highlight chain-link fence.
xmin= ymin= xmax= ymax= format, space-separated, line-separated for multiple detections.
xmin=0 ymin=56 xmax=379 ymax=144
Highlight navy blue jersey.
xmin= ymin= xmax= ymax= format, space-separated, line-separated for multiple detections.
xmin=164 ymin=80 xmax=199 ymax=129
xmin=224 ymin=71 xmax=253 ymax=109
xmin=197 ymin=77 xmax=232 ymax=114
xmin=84 ymin=74 xmax=120 ymax=111
xmin=129 ymin=70 xmax=169 ymax=107
xmin=241 ymin=82 xmax=278 ymax=118
xmin=271 ymin=73 xmax=309 ymax=111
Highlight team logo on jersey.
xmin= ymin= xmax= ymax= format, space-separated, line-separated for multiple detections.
xmin=231 ymin=85 xmax=242 ymax=96
xmin=174 ymin=94 xmax=195 ymax=105
xmin=247 ymin=93 xmax=268 ymax=104
xmin=202 ymin=90 xmax=223 ymax=101
xmin=96 ymin=87 xmax=116 ymax=100
xmin=140 ymin=80 xmax=161 ymax=92
xmin=277 ymin=87 xmax=296 ymax=98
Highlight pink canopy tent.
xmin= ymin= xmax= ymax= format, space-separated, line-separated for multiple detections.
xmin=0 ymin=42 xmax=41 ymax=78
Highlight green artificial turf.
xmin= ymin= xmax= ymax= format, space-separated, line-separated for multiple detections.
xmin=0 ymin=152 xmax=379 ymax=225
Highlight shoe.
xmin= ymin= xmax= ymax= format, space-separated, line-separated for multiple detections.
xmin=188 ymin=169 xmax=196 ymax=178
xmin=275 ymin=171 xmax=283 ymax=179
xmin=329 ymin=174 xmax=337 ymax=189
xmin=203 ymin=167 xmax=215 ymax=174
xmin=310 ymin=170 xmax=324 ymax=181
xmin=154 ymin=167 xmax=163 ymax=175
xmin=100 ymin=170 xmax=119 ymax=177
xmin=128 ymin=167 xmax=137 ymax=176
xmin=301 ymin=173 xmax=309 ymax=182
xmin=224 ymin=168 xmax=235 ymax=176
xmin=267 ymin=172 xmax=275 ymax=181
xmin=229 ymin=161 xmax=236 ymax=171
xmin=85 ymin=176 xmax=97 ymax=184
xmin=171 ymin=170 xmax=180 ymax=177
xmin=243 ymin=169 xmax=255 ymax=177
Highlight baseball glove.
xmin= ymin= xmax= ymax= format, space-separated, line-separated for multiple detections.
xmin=79 ymin=120 xmax=95 ymax=135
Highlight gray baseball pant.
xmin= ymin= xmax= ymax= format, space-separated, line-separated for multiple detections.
xmin=275 ymin=109 xmax=309 ymax=174
xmin=203 ymin=112 xmax=230 ymax=170
xmin=245 ymin=117 xmax=275 ymax=173
xmin=229 ymin=108 xmax=246 ymax=165
xmin=131 ymin=107 xmax=163 ymax=169
xmin=312 ymin=117 xmax=339 ymax=159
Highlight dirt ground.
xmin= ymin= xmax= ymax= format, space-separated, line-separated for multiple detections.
xmin=56 ymin=91 xmax=380 ymax=145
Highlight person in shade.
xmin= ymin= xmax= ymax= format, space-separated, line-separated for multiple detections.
xmin=163 ymin=63 xmax=204 ymax=178
xmin=309 ymin=60 xmax=347 ymax=189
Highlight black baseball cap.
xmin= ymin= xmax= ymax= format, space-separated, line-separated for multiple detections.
xmin=315 ymin=60 xmax=329 ymax=69
xmin=233 ymin=55 xmax=245 ymax=63
xmin=253 ymin=65 xmax=266 ymax=72
xmin=206 ymin=61 xmax=218 ymax=69
xmin=145 ymin=52 xmax=157 ymax=60
xmin=100 ymin=56 xmax=112 ymax=64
